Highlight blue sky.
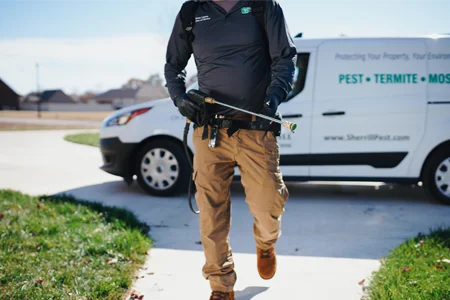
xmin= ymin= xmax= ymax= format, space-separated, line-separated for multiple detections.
xmin=1 ymin=0 xmax=449 ymax=95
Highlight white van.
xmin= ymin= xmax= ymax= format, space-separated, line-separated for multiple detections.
xmin=99 ymin=36 xmax=450 ymax=204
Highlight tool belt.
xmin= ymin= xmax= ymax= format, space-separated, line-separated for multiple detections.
xmin=195 ymin=114 xmax=282 ymax=148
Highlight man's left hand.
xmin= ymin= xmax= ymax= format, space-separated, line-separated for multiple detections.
xmin=261 ymin=95 xmax=280 ymax=118
xmin=261 ymin=87 xmax=286 ymax=117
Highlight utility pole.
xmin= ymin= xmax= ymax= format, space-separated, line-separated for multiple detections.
xmin=36 ymin=63 xmax=41 ymax=118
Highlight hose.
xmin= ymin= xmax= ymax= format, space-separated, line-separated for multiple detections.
xmin=183 ymin=121 xmax=200 ymax=215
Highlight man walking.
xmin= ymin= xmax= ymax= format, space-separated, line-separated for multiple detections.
xmin=164 ymin=0 xmax=296 ymax=299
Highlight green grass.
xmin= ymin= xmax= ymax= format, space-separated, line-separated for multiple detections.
xmin=64 ymin=132 xmax=100 ymax=147
xmin=0 ymin=189 xmax=151 ymax=299
xmin=367 ymin=227 xmax=450 ymax=300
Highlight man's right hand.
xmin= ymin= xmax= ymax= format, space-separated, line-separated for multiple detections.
xmin=174 ymin=93 xmax=203 ymax=120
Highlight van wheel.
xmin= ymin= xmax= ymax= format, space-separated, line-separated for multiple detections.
xmin=135 ymin=140 xmax=190 ymax=197
xmin=422 ymin=147 xmax=450 ymax=205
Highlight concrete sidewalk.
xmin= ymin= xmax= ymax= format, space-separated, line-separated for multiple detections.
xmin=132 ymin=249 xmax=377 ymax=300
xmin=2 ymin=130 xmax=450 ymax=299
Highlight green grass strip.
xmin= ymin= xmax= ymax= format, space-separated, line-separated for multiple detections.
xmin=0 ymin=189 xmax=151 ymax=299
xmin=64 ymin=132 xmax=100 ymax=147
xmin=367 ymin=227 xmax=450 ymax=299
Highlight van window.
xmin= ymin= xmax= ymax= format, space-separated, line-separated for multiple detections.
xmin=286 ymin=53 xmax=310 ymax=101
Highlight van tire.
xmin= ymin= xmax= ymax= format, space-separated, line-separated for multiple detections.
xmin=135 ymin=140 xmax=190 ymax=197
xmin=422 ymin=147 xmax=450 ymax=205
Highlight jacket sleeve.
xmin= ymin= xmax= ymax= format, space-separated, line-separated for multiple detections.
xmin=164 ymin=10 xmax=193 ymax=103
xmin=264 ymin=0 xmax=297 ymax=101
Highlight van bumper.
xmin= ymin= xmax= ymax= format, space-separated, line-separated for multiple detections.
xmin=99 ymin=137 xmax=138 ymax=179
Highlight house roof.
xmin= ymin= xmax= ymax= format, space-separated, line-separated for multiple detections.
xmin=21 ymin=89 xmax=75 ymax=103
xmin=94 ymin=88 xmax=139 ymax=100
xmin=41 ymin=90 xmax=63 ymax=102
xmin=0 ymin=78 xmax=19 ymax=97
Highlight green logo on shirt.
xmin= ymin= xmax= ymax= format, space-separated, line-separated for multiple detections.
xmin=241 ymin=7 xmax=252 ymax=14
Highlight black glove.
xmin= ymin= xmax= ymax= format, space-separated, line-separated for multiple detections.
xmin=174 ymin=93 xmax=202 ymax=121
xmin=260 ymin=88 xmax=285 ymax=117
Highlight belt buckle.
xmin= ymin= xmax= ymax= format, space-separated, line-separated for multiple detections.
xmin=208 ymin=125 xmax=218 ymax=148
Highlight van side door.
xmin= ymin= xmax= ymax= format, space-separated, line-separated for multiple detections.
xmin=309 ymin=39 xmax=428 ymax=179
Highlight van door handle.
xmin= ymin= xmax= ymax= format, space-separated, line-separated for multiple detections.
xmin=322 ymin=111 xmax=345 ymax=116
xmin=283 ymin=114 xmax=303 ymax=118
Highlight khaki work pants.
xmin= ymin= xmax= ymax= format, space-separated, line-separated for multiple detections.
xmin=193 ymin=126 xmax=289 ymax=293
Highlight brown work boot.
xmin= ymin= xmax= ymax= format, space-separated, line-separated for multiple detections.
xmin=257 ymin=247 xmax=277 ymax=280
xmin=209 ymin=291 xmax=234 ymax=300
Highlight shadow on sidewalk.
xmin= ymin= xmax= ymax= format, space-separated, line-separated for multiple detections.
xmin=235 ymin=286 xmax=269 ymax=299
xmin=58 ymin=179 xmax=450 ymax=260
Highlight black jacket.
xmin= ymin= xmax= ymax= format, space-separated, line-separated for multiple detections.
xmin=164 ymin=0 xmax=297 ymax=116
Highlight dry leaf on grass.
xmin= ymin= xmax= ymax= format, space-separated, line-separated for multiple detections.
xmin=0 ymin=212 xmax=5 ymax=219
xmin=83 ymin=258 xmax=92 ymax=264
xmin=106 ymin=258 xmax=118 ymax=265
xmin=37 ymin=202 xmax=45 ymax=210
xmin=433 ymin=264 xmax=444 ymax=270
xmin=414 ymin=240 xmax=424 ymax=248
xmin=402 ymin=267 xmax=414 ymax=273
xmin=37 ymin=278 xmax=44 ymax=284
xmin=358 ymin=279 xmax=365 ymax=285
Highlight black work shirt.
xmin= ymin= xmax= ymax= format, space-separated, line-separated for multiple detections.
xmin=164 ymin=0 xmax=297 ymax=116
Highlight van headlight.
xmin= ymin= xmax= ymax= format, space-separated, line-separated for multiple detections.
xmin=105 ymin=108 xmax=152 ymax=127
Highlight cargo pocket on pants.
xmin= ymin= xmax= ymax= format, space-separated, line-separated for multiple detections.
xmin=263 ymin=132 xmax=288 ymax=217
xmin=192 ymin=170 xmax=203 ymax=211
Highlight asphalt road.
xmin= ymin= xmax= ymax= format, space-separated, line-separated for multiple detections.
xmin=1 ymin=130 xmax=449 ymax=299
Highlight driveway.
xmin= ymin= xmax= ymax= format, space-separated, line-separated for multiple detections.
xmin=1 ymin=130 xmax=450 ymax=299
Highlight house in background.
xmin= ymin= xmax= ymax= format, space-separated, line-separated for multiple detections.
xmin=95 ymin=80 xmax=169 ymax=110
xmin=0 ymin=78 xmax=20 ymax=110
xmin=41 ymin=90 xmax=77 ymax=104
xmin=19 ymin=89 xmax=111 ymax=112
xmin=94 ymin=88 xmax=139 ymax=109
xmin=135 ymin=84 xmax=169 ymax=103
xmin=21 ymin=89 xmax=76 ymax=105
